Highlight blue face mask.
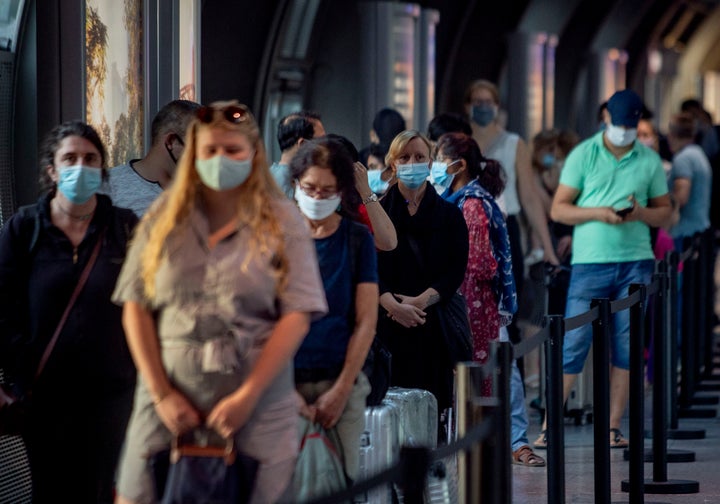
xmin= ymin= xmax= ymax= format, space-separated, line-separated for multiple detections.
xmin=541 ymin=153 xmax=555 ymax=169
xmin=195 ymin=155 xmax=252 ymax=191
xmin=430 ymin=160 xmax=460 ymax=191
xmin=471 ymin=104 xmax=496 ymax=127
xmin=57 ymin=165 xmax=103 ymax=204
xmin=367 ymin=169 xmax=389 ymax=194
xmin=396 ymin=162 xmax=429 ymax=189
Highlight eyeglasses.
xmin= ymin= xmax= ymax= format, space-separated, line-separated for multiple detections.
xmin=196 ymin=104 xmax=250 ymax=124
xmin=296 ymin=182 xmax=338 ymax=199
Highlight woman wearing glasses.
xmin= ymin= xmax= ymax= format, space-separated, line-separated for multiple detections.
xmin=376 ymin=130 xmax=468 ymax=417
xmin=290 ymin=138 xmax=378 ymax=482
xmin=113 ymin=101 xmax=327 ymax=504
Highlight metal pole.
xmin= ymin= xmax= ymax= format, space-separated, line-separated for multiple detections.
xmin=545 ymin=314 xmax=565 ymax=504
xmin=495 ymin=341 xmax=512 ymax=504
xmin=679 ymin=237 xmax=697 ymax=409
xmin=626 ymin=283 xmax=646 ymax=502
xmin=455 ymin=362 xmax=484 ymax=504
xmin=652 ymin=271 xmax=668 ymax=483
xmin=667 ymin=251 xmax=679 ymax=430
xmin=591 ymin=298 xmax=611 ymax=504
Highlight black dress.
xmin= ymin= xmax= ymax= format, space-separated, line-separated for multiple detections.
xmin=377 ymin=183 xmax=469 ymax=410
xmin=0 ymin=193 xmax=138 ymax=503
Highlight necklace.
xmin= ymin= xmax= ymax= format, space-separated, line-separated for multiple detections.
xmin=54 ymin=200 xmax=95 ymax=221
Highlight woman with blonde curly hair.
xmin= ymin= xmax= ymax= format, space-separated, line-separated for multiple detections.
xmin=113 ymin=101 xmax=327 ymax=504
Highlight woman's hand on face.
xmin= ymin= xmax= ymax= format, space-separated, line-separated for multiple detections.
xmin=387 ymin=298 xmax=426 ymax=328
xmin=313 ymin=383 xmax=351 ymax=429
xmin=154 ymin=389 xmax=202 ymax=436
xmin=206 ymin=390 xmax=255 ymax=439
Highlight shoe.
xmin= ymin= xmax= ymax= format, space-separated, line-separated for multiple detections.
xmin=532 ymin=430 xmax=547 ymax=449
xmin=512 ymin=445 xmax=546 ymax=466
xmin=609 ymin=428 xmax=629 ymax=449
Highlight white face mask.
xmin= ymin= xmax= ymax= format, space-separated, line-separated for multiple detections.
xmin=294 ymin=186 xmax=341 ymax=221
xmin=195 ymin=155 xmax=252 ymax=190
xmin=605 ymin=123 xmax=637 ymax=147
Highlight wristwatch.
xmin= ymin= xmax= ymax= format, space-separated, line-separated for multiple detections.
xmin=362 ymin=193 xmax=379 ymax=205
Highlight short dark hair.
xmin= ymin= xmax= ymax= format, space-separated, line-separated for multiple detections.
xmin=277 ymin=113 xmax=315 ymax=152
xmin=427 ymin=113 xmax=472 ymax=141
xmin=359 ymin=143 xmax=386 ymax=167
xmin=39 ymin=121 xmax=107 ymax=191
xmin=437 ymin=132 xmax=505 ymax=198
xmin=289 ymin=137 xmax=361 ymax=219
xmin=325 ymin=133 xmax=359 ymax=162
xmin=372 ymin=108 xmax=406 ymax=150
xmin=150 ymin=99 xmax=201 ymax=145
xmin=669 ymin=112 xmax=697 ymax=140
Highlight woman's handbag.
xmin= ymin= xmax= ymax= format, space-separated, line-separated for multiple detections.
xmin=362 ymin=337 xmax=392 ymax=407
xmin=435 ymin=292 xmax=474 ymax=364
xmin=151 ymin=430 xmax=259 ymax=504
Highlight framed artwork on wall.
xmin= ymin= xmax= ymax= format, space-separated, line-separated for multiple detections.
xmin=84 ymin=0 xmax=144 ymax=167
xmin=179 ymin=0 xmax=200 ymax=102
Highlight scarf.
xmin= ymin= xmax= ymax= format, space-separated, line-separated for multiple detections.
xmin=443 ymin=180 xmax=517 ymax=326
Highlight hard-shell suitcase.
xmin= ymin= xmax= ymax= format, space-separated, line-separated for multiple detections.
xmin=354 ymin=400 xmax=400 ymax=504
xmin=384 ymin=387 xmax=438 ymax=448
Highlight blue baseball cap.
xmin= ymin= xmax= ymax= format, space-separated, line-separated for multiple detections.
xmin=606 ymin=89 xmax=644 ymax=128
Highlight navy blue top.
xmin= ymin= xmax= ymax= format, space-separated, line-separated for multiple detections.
xmin=294 ymin=218 xmax=377 ymax=370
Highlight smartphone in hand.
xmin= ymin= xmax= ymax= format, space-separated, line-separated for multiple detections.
xmin=615 ymin=203 xmax=634 ymax=218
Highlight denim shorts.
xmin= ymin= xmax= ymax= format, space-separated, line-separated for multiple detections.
xmin=563 ymin=260 xmax=654 ymax=373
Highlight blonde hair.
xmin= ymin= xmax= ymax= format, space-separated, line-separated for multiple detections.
xmin=139 ymin=100 xmax=287 ymax=299
xmin=464 ymin=79 xmax=500 ymax=105
xmin=385 ymin=129 xmax=432 ymax=168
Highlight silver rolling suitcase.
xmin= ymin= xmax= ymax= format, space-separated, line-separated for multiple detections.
xmin=354 ymin=400 xmax=400 ymax=504
xmin=384 ymin=387 xmax=438 ymax=449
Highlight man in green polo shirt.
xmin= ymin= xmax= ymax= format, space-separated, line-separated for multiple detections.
xmin=535 ymin=89 xmax=672 ymax=449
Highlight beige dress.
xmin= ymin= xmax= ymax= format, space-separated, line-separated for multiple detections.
xmin=113 ymin=197 xmax=327 ymax=504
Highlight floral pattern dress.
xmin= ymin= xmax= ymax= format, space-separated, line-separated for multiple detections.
xmin=460 ymin=198 xmax=499 ymax=395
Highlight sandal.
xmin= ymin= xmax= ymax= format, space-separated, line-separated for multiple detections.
xmin=512 ymin=445 xmax=546 ymax=467
xmin=532 ymin=430 xmax=547 ymax=449
xmin=609 ymin=428 xmax=629 ymax=449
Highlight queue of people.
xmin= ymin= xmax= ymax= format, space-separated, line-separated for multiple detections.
xmin=1 ymin=81 xmax=714 ymax=502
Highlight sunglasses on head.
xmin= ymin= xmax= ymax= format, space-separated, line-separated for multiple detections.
xmin=196 ymin=105 xmax=250 ymax=124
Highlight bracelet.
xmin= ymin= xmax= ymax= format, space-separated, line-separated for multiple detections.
xmin=152 ymin=389 xmax=171 ymax=406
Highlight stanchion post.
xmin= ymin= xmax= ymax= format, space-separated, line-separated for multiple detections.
xmin=455 ymin=362 xmax=484 ymax=504
xmin=545 ymin=314 xmax=565 ymax=504
xmin=623 ymin=283 xmax=646 ymax=502
xmin=696 ymin=232 xmax=709 ymax=382
xmin=494 ymin=341 xmax=512 ymax=504
xmin=702 ymin=229 xmax=715 ymax=379
xmin=667 ymin=251 xmax=680 ymax=430
xmin=679 ymin=236 xmax=697 ymax=408
xmin=591 ymin=298 xmax=611 ymax=504
xmin=652 ymin=270 xmax=669 ymax=482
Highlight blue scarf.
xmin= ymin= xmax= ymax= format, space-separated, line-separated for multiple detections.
xmin=443 ymin=180 xmax=517 ymax=325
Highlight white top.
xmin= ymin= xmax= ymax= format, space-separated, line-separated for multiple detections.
xmin=485 ymin=131 xmax=520 ymax=216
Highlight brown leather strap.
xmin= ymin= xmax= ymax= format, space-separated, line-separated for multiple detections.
xmin=34 ymin=229 xmax=106 ymax=380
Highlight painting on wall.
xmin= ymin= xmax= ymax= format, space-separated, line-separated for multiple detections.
xmin=85 ymin=0 xmax=144 ymax=167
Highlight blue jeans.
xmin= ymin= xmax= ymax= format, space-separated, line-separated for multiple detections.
xmin=511 ymin=358 xmax=530 ymax=451
xmin=563 ymin=260 xmax=654 ymax=373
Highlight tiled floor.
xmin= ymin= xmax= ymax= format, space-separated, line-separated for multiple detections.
xmin=513 ymin=384 xmax=720 ymax=504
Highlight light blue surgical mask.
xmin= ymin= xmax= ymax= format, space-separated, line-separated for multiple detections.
xmin=541 ymin=153 xmax=556 ymax=169
xmin=57 ymin=165 xmax=102 ymax=204
xmin=195 ymin=155 xmax=252 ymax=191
xmin=396 ymin=162 xmax=430 ymax=189
xmin=471 ymin=104 xmax=496 ymax=127
xmin=605 ymin=124 xmax=637 ymax=147
xmin=367 ymin=169 xmax=389 ymax=195
xmin=430 ymin=160 xmax=460 ymax=191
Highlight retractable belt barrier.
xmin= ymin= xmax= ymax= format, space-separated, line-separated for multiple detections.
xmin=307 ymin=232 xmax=715 ymax=503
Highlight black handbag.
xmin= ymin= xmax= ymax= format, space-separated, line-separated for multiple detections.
xmin=405 ymin=235 xmax=473 ymax=365
xmin=435 ymin=292 xmax=474 ymax=364
xmin=362 ymin=337 xmax=392 ymax=407
xmin=150 ymin=429 xmax=259 ymax=504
